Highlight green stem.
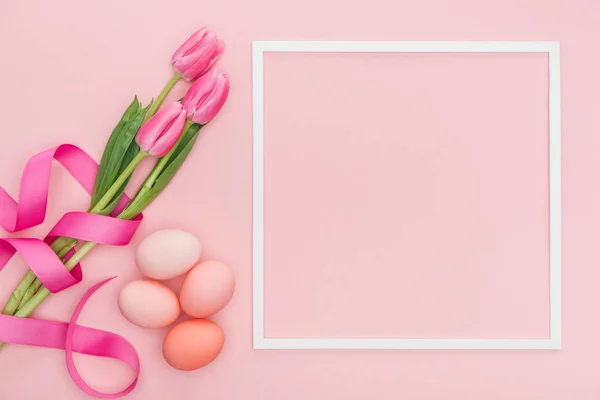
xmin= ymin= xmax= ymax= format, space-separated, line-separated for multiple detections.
xmin=142 ymin=119 xmax=193 ymax=191
xmin=56 ymin=240 xmax=78 ymax=259
xmin=144 ymin=74 xmax=181 ymax=122
xmin=17 ymin=278 xmax=41 ymax=310
xmin=118 ymin=120 xmax=194 ymax=221
xmin=50 ymin=237 xmax=77 ymax=254
xmin=2 ymin=272 xmax=36 ymax=317
xmin=90 ymin=151 xmax=147 ymax=214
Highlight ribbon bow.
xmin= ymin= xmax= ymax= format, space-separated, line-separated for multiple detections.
xmin=0 ymin=144 xmax=142 ymax=398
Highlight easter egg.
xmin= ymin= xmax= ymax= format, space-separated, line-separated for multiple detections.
xmin=162 ymin=319 xmax=225 ymax=371
xmin=136 ymin=229 xmax=201 ymax=280
xmin=118 ymin=280 xmax=180 ymax=328
xmin=179 ymin=261 xmax=235 ymax=318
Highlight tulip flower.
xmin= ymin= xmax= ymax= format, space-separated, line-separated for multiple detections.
xmin=136 ymin=102 xmax=188 ymax=156
xmin=0 ymin=27 xmax=234 ymax=359
xmin=171 ymin=27 xmax=225 ymax=82
xmin=182 ymin=69 xmax=230 ymax=125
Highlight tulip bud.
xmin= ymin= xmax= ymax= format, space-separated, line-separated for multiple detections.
xmin=136 ymin=103 xmax=188 ymax=156
xmin=171 ymin=27 xmax=225 ymax=82
xmin=182 ymin=70 xmax=230 ymax=125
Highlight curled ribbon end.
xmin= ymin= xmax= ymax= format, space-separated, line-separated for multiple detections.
xmin=0 ymin=277 xmax=139 ymax=399
xmin=65 ymin=277 xmax=139 ymax=398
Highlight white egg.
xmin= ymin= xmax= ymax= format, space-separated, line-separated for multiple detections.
xmin=136 ymin=229 xmax=201 ymax=280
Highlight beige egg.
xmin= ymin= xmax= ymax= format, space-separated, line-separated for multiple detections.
xmin=136 ymin=229 xmax=201 ymax=280
xmin=118 ymin=280 xmax=180 ymax=328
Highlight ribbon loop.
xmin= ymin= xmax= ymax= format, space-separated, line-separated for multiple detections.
xmin=0 ymin=238 xmax=82 ymax=293
xmin=0 ymin=145 xmax=99 ymax=233
xmin=0 ymin=144 xmax=137 ymax=234
xmin=48 ymin=212 xmax=141 ymax=246
xmin=0 ymin=278 xmax=139 ymax=397
xmin=0 ymin=144 xmax=143 ymax=294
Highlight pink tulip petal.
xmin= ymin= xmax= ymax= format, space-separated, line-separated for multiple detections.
xmin=177 ymin=39 xmax=225 ymax=81
xmin=183 ymin=71 xmax=230 ymax=124
xmin=182 ymin=69 xmax=218 ymax=111
xmin=171 ymin=28 xmax=225 ymax=81
xmin=136 ymin=103 xmax=186 ymax=155
xmin=148 ymin=108 xmax=188 ymax=156
xmin=171 ymin=27 xmax=207 ymax=63
xmin=190 ymin=77 xmax=230 ymax=124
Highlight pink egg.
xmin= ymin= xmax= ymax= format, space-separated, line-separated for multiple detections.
xmin=163 ymin=319 xmax=225 ymax=371
xmin=118 ymin=280 xmax=180 ymax=328
xmin=179 ymin=261 xmax=235 ymax=318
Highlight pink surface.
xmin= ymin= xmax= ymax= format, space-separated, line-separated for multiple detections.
xmin=264 ymin=52 xmax=550 ymax=339
xmin=0 ymin=1 xmax=599 ymax=399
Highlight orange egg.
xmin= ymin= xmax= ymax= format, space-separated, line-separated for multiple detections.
xmin=162 ymin=319 xmax=225 ymax=371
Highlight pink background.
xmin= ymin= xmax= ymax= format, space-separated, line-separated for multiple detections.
xmin=264 ymin=52 xmax=550 ymax=338
xmin=0 ymin=0 xmax=599 ymax=399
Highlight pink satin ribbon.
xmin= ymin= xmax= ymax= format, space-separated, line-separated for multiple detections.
xmin=0 ymin=144 xmax=142 ymax=398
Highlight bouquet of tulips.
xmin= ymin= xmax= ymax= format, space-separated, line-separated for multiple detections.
xmin=0 ymin=27 xmax=229 ymax=351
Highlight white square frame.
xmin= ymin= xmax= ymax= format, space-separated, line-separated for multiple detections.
xmin=252 ymin=40 xmax=562 ymax=350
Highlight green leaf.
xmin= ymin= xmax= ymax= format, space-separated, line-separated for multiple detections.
xmin=90 ymin=97 xmax=140 ymax=208
xmin=119 ymin=124 xmax=202 ymax=219
xmin=89 ymin=97 xmax=151 ymax=214
xmin=95 ymin=141 xmax=141 ymax=215
xmin=163 ymin=123 xmax=201 ymax=171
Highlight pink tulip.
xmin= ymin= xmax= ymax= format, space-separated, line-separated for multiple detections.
xmin=171 ymin=27 xmax=225 ymax=82
xmin=136 ymin=103 xmax=188 ymax=156
xmin=182 ymin=69 xmax=230 ymax=124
